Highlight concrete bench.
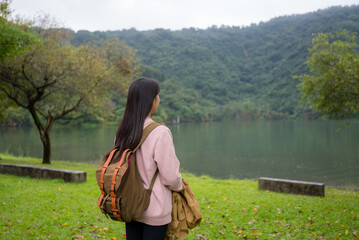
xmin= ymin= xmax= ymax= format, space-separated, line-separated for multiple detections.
xmin=0 ymin=163 xmax=86 ymax=183
xmin=258 ymin=177 xmax=325 ymax=197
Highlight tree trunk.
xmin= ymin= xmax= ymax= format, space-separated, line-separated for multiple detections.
xmin=41 ymin=131 xmax=51 ymax=164
xmin=28 ymin=106 xmax=54 ymax=164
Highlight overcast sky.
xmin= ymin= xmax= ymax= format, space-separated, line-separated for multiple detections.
xmin=10 ymin=0 xmax=359 ymax=32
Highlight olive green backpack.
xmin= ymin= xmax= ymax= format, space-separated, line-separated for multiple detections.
xmin=96 ymin=122 xmax=160 ymax=222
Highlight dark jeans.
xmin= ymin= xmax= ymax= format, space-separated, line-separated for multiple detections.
xmin=125 ymin=220 xmax=168 ymax=240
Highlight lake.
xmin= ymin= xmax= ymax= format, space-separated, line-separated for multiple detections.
xmin=1 ymin=120 xmax=358 ymax=187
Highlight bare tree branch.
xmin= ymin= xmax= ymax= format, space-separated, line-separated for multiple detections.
xmin=37 ymin=108 xmax=47 ymax=119
xmin=38 ymin=89 xmax=55 ymax=101
xmin=0 ymin=75 xmax=28 ymax=94
xmin=54 ymin=97 xmax=83 ymax=120
xmin=21 ymin=62 xmax=38 ymax=90
xmin=0 ymin=85 xmax=27 ymax=108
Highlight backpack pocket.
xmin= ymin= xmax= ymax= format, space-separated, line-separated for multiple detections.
xmin=100 ymin=195 xmax=125 ymax=221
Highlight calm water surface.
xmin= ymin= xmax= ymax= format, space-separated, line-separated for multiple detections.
xmin=1 ymin=120 xmax=358 ymax=186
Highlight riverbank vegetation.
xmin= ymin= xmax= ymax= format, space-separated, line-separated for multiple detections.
xmin=1 ymin=154 xmax=358 ymax=239
xmin=2 ymin=5 xmax=359 ymax=127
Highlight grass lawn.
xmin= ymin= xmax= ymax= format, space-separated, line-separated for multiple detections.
xmin=0 ymin=154 xmax=358 ymax=239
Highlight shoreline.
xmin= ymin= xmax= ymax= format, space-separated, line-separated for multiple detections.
xmin=1 ymin=153 xmax=358 ymax=191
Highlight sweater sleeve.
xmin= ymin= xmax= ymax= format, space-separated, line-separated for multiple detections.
xmin=153 ymin=127 xmax=182 ymax=192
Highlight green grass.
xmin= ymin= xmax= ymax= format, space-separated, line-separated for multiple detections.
xmin=0 ymin=154 xmax=358 ymax=239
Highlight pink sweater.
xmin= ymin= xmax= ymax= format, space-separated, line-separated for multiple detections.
xmin=134 ymin=118 xmax=182 ymax=226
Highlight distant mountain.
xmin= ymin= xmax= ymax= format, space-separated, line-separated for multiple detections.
xmin=72 ymin=5 xmax=359 ymax=121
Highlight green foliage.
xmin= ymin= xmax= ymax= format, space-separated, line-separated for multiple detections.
xmin=0 ymin=24 xmax=39 ymax=61
xmin=0 ymin=105 xmax=31 ymax=126
xmin=1 ymin=28 xmax=136 ymax=121
xmin=298 ymin=30 xmax=359 ymax=120
xmin=3 ymin=6 xmax=359 ymax=126
xmin=0 ymin=0 xmax=39 ymax=61
xmin=1 ymin=154 xmax=358 ymax=239
xmin=70 ymin=6 xmax=359 ymax=122
xmin=139 ymin=64 xmax=165 ymax=82
xmin=161 ymin=79 xmax=214 ymax=122
xmin=0 ymin=0 xmax=39 ymax=118
xmin=220 ymin=101 xmax=260 ymax=120
xmin=0 ymin=8 xmax=138 ymax=163
xmin=0 ymin=0 xmax=10 ymax=22
xmin=0 ymin=92 xmax=11 ymax=121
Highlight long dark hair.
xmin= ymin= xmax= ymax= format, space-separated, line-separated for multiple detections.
xmin=114 ymin=77 xmax=160 ymax=153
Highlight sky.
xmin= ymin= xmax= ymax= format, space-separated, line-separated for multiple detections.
xmin=10 ymin=0 xmax=359 ymax=32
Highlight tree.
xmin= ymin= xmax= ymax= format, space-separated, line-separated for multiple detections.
xmin=0 ymin=0 xmax=39 ymax=120
xmin=0 ymin=0 xmax=39 ymax=60
xmin=298 ymin=30 xmax=359 ymax=120
xmin=0 ymin=17 xmax=138 ymax=164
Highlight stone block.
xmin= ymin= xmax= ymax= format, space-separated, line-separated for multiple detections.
xmin=258 ymin=177 xmax=325 ymax=197
xmin=0 ymin=163 xmax=86 ymax=183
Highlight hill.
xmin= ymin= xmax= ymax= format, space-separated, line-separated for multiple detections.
xmin=70 ymin=6 xmax=359 ymax=122
xmin=4 ymin=6 xmax=358 ymax=126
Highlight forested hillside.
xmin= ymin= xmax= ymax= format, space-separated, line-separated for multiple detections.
xmin=70 ymin=6 xmax=359 ymax=122
xmin=2 ymin=6 xmax=358 ymax=126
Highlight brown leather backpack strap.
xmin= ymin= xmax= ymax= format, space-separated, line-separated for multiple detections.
xmin=97 ymin=148 xmax=118 ymax=207
xmin=110 ymin=149 xmax=130 ymax=221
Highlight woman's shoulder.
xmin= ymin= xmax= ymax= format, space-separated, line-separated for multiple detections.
xmin=145 ymin=118 xmax=172 ymax=137
xmin=153 ymin=123 xmax=171 ymax=134
xmin=147 ymin=123 xmax=172 ymax=140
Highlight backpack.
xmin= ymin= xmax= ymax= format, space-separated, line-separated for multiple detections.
xmin=96 ymin=122 xmax=160 ymax=222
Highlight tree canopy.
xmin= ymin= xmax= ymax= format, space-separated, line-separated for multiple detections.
xmin=0 ymin=12 xmax=138 ymax=163
xmin=298 ymin=30 xmax=359 ymax=120
xmin=0 ymin=0 xmax=40 ymax=119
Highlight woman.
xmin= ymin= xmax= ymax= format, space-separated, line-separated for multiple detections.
xmin=115 ymin=77 xmax=182 ymax=240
